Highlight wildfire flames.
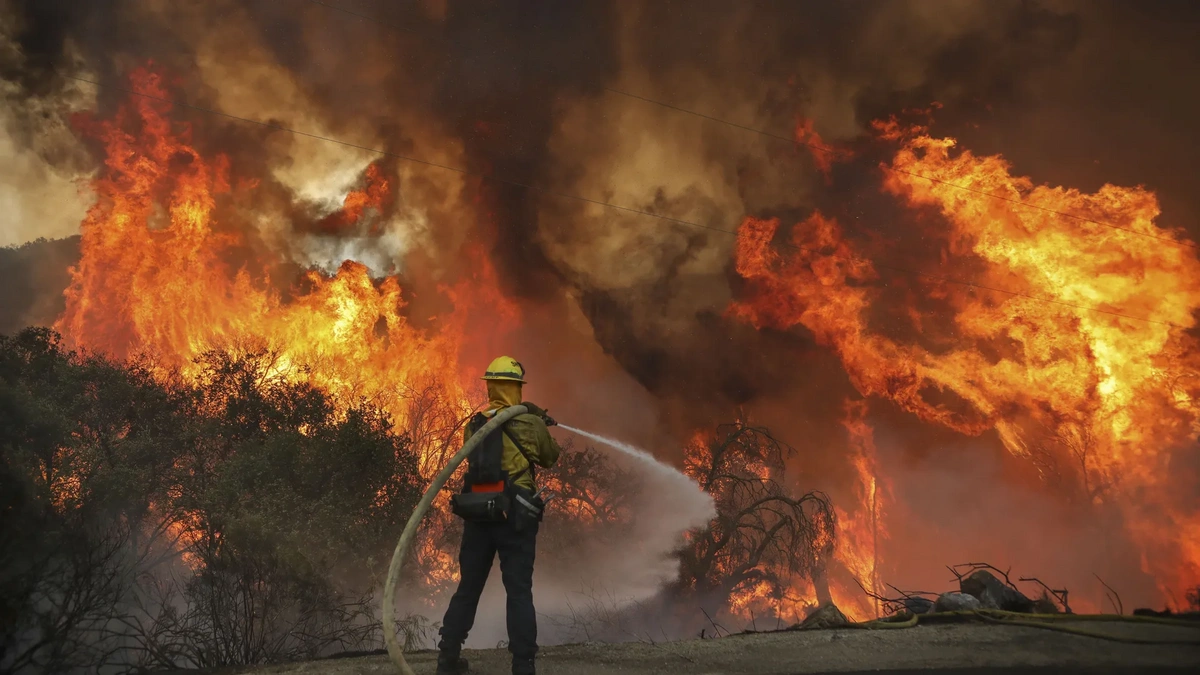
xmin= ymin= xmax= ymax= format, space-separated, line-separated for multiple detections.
xmin=38 ymin=60 xmax=1200 ymax=628
xmin=834 ymin=400 xmax=888 ymax=620
xmin=58 ymin=68 xmax=515 ymax=424
xmin=730 ymin=117 xmax=1200 ymax=605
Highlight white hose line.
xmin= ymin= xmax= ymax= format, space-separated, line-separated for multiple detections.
xmin=383 ymin=404 xmax=529 ymax=675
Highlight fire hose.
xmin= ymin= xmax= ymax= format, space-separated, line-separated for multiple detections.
xmin=854 ymin=609 xmax=1200 ymax=645
xmin=382 ymin=404 xmax=529 ymax=675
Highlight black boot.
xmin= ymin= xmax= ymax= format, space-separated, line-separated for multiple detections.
xmin=436 ymin=639 xmax=469 ymax=675
xmin=512 ymin=656 xmax=535 ymax=675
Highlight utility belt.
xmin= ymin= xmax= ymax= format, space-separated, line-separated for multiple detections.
xmin=450 ymin=483 xmax=549 ymax=532
xmin=450 ymin=423 xmax=554 ymax=532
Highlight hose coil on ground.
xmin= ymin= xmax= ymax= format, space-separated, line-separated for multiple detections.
xmin=382 ymin=405 xmax=530 ymax=675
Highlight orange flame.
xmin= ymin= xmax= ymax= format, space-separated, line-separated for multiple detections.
xmin=57 ymin=67 xmax=514 ymax=429
xmin=54 ymin=67 xmax=523 ymax=587
xmin=795 ymin=118 xmax=853 ymax=182
xmin=316 ymin=162 xmax=393 ymax=234
xmin=730 ymin=121 xmax=1200 ymax=603
xmin=834 ymin=399 xmax=890 ymax=619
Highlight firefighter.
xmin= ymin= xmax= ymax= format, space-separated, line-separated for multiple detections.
xmin=437 ymin=356 xmax=562 ymax=675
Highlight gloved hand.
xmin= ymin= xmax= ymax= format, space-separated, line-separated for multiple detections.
xmin=521 ymin=402 xmax=556 ymax=427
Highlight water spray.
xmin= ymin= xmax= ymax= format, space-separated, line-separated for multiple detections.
xmin=557 ymin=424 xmax=702 ymax=495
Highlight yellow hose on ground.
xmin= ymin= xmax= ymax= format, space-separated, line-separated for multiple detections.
xmin=854 ymin=609 xmax=1200 ymax=645
xmin=858 ymin=613 xmax=920 ymax=628
xmin=382 ymin=405 xmax=529 ymax=675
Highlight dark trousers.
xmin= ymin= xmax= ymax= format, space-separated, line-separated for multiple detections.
xmin=440 ymin=517 xmax=540 ymax=659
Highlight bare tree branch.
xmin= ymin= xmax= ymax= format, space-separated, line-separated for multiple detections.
xmin=1019 ymin=577 xmax=1072 ymax=613
xmin=1093 ymin=573 xmax=1123 ymax=615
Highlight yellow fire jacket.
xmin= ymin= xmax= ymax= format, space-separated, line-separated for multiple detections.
xmin=464 ymin=392 xmax=561 ymax=491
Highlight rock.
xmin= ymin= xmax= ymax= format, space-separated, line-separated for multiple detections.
xmin=903 ymin=596 xmax=935 ymax=615
xmin=974 ymin=591 xmax=1001 ymax=609
xmin=799 ymin=603 xmax=850 ymax=629
xmin=960 ymin=570 xmax=1035 ymax=613
xmin=935 ymin=591 xmax=982 ymax=612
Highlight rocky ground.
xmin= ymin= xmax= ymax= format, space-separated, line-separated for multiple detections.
xmin=192 ymin=617 xmax=1200 ymax=675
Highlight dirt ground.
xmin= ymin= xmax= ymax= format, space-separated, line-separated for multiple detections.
xmin=196 ymin=618 xmax=1200 ymax=675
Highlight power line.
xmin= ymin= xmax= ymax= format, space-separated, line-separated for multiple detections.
xmin=61 ymin=72 xmax=1187 ymax=330
xmin=303 ymin=0 xmax=1198 ymax=252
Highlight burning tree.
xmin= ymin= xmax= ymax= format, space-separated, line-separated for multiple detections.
xmin=678 ymin=420 xmax=836 ymax=624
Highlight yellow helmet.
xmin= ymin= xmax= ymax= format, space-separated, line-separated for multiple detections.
xmin=481 ymin=356 xmax=526 ymax=383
